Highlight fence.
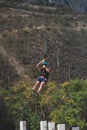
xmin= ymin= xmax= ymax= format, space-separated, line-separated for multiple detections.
xmin=20 ymin=121 xmax=80 ymax=130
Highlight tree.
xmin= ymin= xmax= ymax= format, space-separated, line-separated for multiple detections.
xmin=50 ymin=79 xmax=87 ymax=130
xmin=0 ymin=79 xmax=87 ymax=130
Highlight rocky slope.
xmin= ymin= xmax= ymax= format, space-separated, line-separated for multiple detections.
xmin=57 ymin=0 xmax=87 ymax=13
xmin=1 ymin=0 xmax=87 ymax=13
xmin=26 ymin=0 xmax=87 ymax=13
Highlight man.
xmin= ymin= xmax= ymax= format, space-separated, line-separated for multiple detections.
xmin=32 ymin=59 xmax=50 ymax=95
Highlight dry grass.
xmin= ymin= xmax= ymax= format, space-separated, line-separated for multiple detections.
xmin=0 ymin=2 xmax=87 ymax=87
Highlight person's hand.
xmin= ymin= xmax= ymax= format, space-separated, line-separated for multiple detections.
xmin=37 ymin=59 xmax=45 ymax=67
xmin=41 ymin=59 xmax=45 ymax=63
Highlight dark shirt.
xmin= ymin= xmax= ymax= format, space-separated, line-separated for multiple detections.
xmin=40 ymin=68 xmax=49 ymax=79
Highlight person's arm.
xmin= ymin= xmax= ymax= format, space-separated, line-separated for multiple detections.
xmin=46 ymin=67 xmax=50 ymax=73
xmin=36 ymin=59 xmax=45 ymax=70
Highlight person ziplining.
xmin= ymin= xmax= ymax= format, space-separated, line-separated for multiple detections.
xmin=31 ymin=59 xmax=50 ymax=95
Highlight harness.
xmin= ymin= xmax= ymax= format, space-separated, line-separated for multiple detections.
xmin=40 ymin=68 xmax=49 ymax=79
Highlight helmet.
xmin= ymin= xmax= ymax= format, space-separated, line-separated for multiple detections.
xmin=42 ymin=61 xmax=48 ymax=66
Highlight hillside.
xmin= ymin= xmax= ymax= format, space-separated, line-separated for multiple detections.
xmin=1 ymin=0 xmax=87 ymax=13
xmin=56 ymin=0 xmax=87 ymax=13
xmin=0 ymin=1 xmax=87 ymax=88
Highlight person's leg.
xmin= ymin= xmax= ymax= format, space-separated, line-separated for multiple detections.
xmin=32 ymin=76 xmax=42 ymax=92
xmin=37 ymin=81 xmax=45 ymax=94
xmin=32 ymin=81 xmax=40 ymax=91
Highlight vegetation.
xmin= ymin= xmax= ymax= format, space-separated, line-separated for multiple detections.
xmin=0 ymin=2 xmax=87 ymax=84
xmin=0 ymin=79 xmax=87 ymax=130
xmin=0 ymin=1 xmax=87 ymax=130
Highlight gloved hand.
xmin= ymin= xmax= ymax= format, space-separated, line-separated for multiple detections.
xmin=41 ymin=59 xmax=45 ymax=63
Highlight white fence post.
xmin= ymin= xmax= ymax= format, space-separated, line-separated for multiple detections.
xmin=40 ymin=121 xmax=47 ymax=130
xmin=72 ymin=127 xmax=80 ymax=130
xmin=48 ymin=122 xmax=55 ymax=130
xmin=57 ymin=124 xmax=65 ymax=130
xmin=20 ymin=121 xmax=26 ymax=130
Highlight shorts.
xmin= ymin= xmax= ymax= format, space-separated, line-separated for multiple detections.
xmin=37 ymin=76 xmax=48 ymax=83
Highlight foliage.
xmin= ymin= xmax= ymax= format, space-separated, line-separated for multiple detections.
xmin=50 ymin=79 xmax=87 ymax=130
xmin=0 ymin=79 xmax=87 ymax=130
xmin=0 ymin=2 xmax=87 ymax=130
xmin=0 ymin=55 xmax=19 ymax=88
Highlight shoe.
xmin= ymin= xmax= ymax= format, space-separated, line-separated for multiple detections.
xmin=31 ymin=90 xmax=35 ymax=95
